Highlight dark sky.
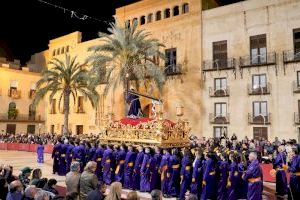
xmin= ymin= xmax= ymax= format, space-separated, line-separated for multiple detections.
xmin=0 ymin=0 xmax=242 ymax=64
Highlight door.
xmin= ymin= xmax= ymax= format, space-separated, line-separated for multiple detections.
xmin=6 ymin=124 xmax=16 ymax=134
xmin=50 ymin=125 xmax=55 ymax=134
xmin=27 ymin=125 xmax=35 ymax=134
xmin=253 ymin=127 xmax=268 ymax=140
xmin=76 ymin=125 xmax=83 ymax=135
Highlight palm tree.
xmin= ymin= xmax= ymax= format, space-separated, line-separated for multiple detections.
xmin=33 ymin=55 xmax=100 ymax=135
xmin=87 ymin=21 xmax=166 ymax=113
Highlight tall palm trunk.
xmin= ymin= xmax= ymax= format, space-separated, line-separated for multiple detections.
xmin=63 ymin=89 xmax=70 ymax=135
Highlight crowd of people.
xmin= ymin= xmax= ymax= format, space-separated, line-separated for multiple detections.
xmin=1 ymin=132 xmax=300 ymax=200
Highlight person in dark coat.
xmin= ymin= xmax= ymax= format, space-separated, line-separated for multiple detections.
xmin=52 ymin=140 xmax=62 ymax=174
xmin=86 ymin=182 xmax=105 ymax=200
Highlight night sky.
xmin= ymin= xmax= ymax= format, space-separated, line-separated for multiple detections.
xmin=0 ymin=0 xmax=242 ymax=64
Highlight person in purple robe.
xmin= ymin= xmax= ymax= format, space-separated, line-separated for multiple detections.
xmin=287 ymin=147 xmax=300 ymax=200
xmin=51 ymin=139 xmax=61 ymax=174
xmin=273 ymin=145 xmax=288 ymax=197
xmin=36 ymin=141 xmax=44 ymax=164
xmin=126 ymin=88 xmax=142 ymax=117
xmin=102 ymin=145 xmax=115 ymax=185
xmin=123 ymin=145 xmax=136 ymax=189
xmin=73 ymin=141 xmax=86 ymax=172
xmin=166 ymin=148 xmax=181 ymax=197
xmin=58 ymin=139 xmax=69 ymax=176
xmin=93 ymin=144 xmax=105 ymax=181
xmin=115 ymin=144 xmax=127 ymax=184
xmin=201 ymin=151 xmax=218 ymax=200
xmin=66 ymin=140 xmax=74 ymax=173
xmin=150 ymin=146 xmax=162 ymax=191
xmin=87 ymin=142 xmax=97 ymax=162
xmin=179 ymin=148 xmax=193 ymax=200
xmin=236 ymin=152 xmax=248 ymax=199
xmin=140 ymin=147 xmax=152 ymax=192
xmin=159 ymin=149 xmax=170 ymax=196
xmin=227 ymin=152 xmax=239 ymax=200
xmin=216 ymin=152 xmax=228 ymax=200
xmin=243 ymin=151 xmax=263 ymax=200
xmin=132 ymin=145 xmax=144 ymax=190
xmin=190 ymin=148 xmax=203 ymax=200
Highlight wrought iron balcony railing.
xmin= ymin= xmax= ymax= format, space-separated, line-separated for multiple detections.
xmin=248 ymin=113 xmax=271 ymax=125
xmin=248 ymin=83 xmax=271 ymax=95
xmin=202 ymin=58 xmax=236 ymax=71
xmin=209 ymin=113 xmax=230 ymax=124
xmin=283 ymin=50 xmax=300 ymax=64
xmin=165 ymin=64 xmax=182 ymax=76
xmin=209 ymin=87 xmax=229 ymax=97
xmin=239 ymin=52 xmax=276 ymax=68
xmin=294 ymin=112 xmax=300 ymax=125
xmin=8 ymin=89 xmax=21 ymax=99
xmin=0 ymin=114 xmax=44 ymax=123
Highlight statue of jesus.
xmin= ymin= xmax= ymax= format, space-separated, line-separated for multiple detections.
xmin=126 ymin=87 xmax=143 ymax=118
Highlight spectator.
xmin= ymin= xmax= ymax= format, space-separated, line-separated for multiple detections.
xmin=24 ymin=186 xmax=39 ymax=200
xmin=0 ymin=165 xmax=16 ymax=184
xmin=150 ymin=190 xmax=162 ymax=200
xmin=34 ymin=190 xmax=49 ymax=200
xmin=19 ymin=167 xmax=33 ymax=188
xmin=79 ymin=161 xmax=98 ymax=200
xmin=0 ymin=177 xmax=8 ymax=200
xmin=127 ymin=191 xmax=139 ymax=200
xmin=86 ymin=182 xmax=105 ymax=200
xmin=36 ymin=178 xmax=48 ymax=189
xmin=65 ymin=162 xmax=81 ymax=193
xmin=30 ymin=169 xmax=42 ymax=186
xmin=43 ymin=179 xmax=58 ymax=195
xmin=6 ymin=180 xmax=23 ymax=200
xmin=65 ymin=192 xmax=79 ymax=200
xmin=105 ymin=182 xmax=122 ymax=200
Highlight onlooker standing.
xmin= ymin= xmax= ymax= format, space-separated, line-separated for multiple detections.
xmin=43 ymin=179 xmax=59 ymax=195
xmin=37 ymin=142 xmax=44 ymax=164
xmin=104 ymin=182 xmax=122 ymax=200
xmin=24 ymin=186 xmax=39 ymax=200
xmin=65 ymin=162 xmax=81 ymax=193
xmin=79 ymin=161 xmax=98 ymax=200
xmin=0 ymin=177 xmax=8 ymax=200
xmin=86 ymin=182 xmax=105 ymax=200
xmin=6 ymin=180 xmax=23 ymax=200
xmin=30 ymin=169 xmax=42 ymax=186
xmin=19 ymin=167 xmax=33 ymax=188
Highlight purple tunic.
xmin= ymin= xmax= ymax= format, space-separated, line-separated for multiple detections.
xmin=115 ymin=149 xmax=127 ymax=184
xmin=159 ymin=152 xmax=170 ymax=195
xmin=88 ymin=147 xmax=97 ymax=162
xmin=132 ymin=151 xmax=144 ymax=190
xmin=217 ymin=160 xmax=228 ymax=200
xmin=126 ymin=92 xmax=141 ymax=117
xmin=288 ymin=155 xmax=300 ymax=200
xmin=167 ymin=154 xmax=181 ymax=197
xmin=37 ymin=144 xmax=44 ymax=163
xmin=243 ymin=159 xmax=263 ymax=200
xmin=227 ymin=161 xmax=238 ymax=200
xmin=273 ymin=152 xmax=288 ymax=195
xmin=58 ymin=144 xmax=68 ymax=176
xmin=66 ymin=144 xmax=74 ymax=173
xmin=236 ymin=163 xmax=248 ymax=199
xmin=102 ymin=148 xmax=115 ymax=185
xmin=140 ymin=153 xmax=152 ymax=192
xmin=150 ymin=152 xmax=162 ymax=191
xmin=73 ymin=144 xmax=86 ymax=172
xmin=93 ymin=147 xmax=104 ymax=181
xmin=123 ymin=150 xmax=137 ymax=189
xmin=179 ymin=155 xmax=193 ymax=200
xmin=201 ymin=158 xmax=217 ymax=200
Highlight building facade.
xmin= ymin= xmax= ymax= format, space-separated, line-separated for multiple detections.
xmin=1 ymin=0 xmax=300 ymax=141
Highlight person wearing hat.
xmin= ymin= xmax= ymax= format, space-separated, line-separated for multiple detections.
xmin=19 ymin=167 xmax=33 ymax=188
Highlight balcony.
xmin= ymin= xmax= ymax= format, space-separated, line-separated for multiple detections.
xmin=294 ymin=112 xmax=300 ymax=125
xmin=209 ymin=113 xmax=230 ymax=124
xmin=28 ymin=90 xmax=36 ymax=99
xmin=0 ymin=114 xmax=44 ymax=123
xmin=209 ymin=87 xmax=229 ymax=97
xmin=248 ymin=113 xmax=271 ymax=125
xmin=202 ymin=58 xmax=236 ymax=71
xmin=165 ymin=64 xmax=182 ymax=76
xmin=248 ymin=83 xmax=271 ymax=95
xmin=283 ymin=50 xmax=300 ymax=64
xmin=8 ymin=89 xmax=21 ymax=99
xmin=239 ymin=52 xmax=276 ymax=68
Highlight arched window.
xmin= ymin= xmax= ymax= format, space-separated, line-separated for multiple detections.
xmin=156 ymin=11 xmax=161 ymax=21
xmin=56 ymin=48 xmax=60 ymax=55
xmin=66 ymin=46 xmax=69 ymax=52
xmin=164 ymin=8 xmax=170 ymax=18
xmin=125 ymin=19 xmax=131 ymax=28
xmin=61 ymin=47 xmax=65 ymax=54
xmin=173 ymin=6 xmax=179 ymax=16
xmin=182 ymin=3 xmax=189 ymax=14
xmin=147 ymin=13 xmax=153 ymax=23
xmin=140 ymin=16 xmax=145 ymax=25
xmin=52 ymin=50 xmax=56 ymax=56
xmin=132 ymin=18 xmax=138 ymax=26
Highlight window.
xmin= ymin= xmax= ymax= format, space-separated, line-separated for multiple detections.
xmin=132 ymin=18 xmax=138 ymax=25
xmin=50 ymin=125 xmax=55 ymax=134
xmin=52 ymin=50 xmax=56 ymax=56
xmin=165 ymin=48 xmax=177 ymax=74
xmin=294 ymin=29 xmax=300 ymax=58
xmin=252 ymin=74 xmax=267 ymax=89
xmin=76 ymin=125 xmax=83 ymax=135
xmin=213 ymin=41 xmax=228 ymax=68
xmin=214 ymin=78 xmax=227 ymax=90
xmin=297 ymin=71 xmax=300 ymax=87
xmin=250 ymin=34 xmax=267 ymax=64
xmin=125 ymin=20 xmax=131 ymax=28
xmin=215 ymin=103 xmax=227 ymax=117
xmin=253 ymin=101 xmax=267 ymax=117
xmin=164 ymin=8 xmax=170 ymax=18
xmin=173 ymin=6 xmax=179 ymax=16
xmin=29 ymin=104 xmax=36 ymax=120
xmin=140 ymin=16 xmax=145 ymax=25
xmin=27 ymin=125 xmax=35 ymax=134
xmin=182 ymin=3 xmax=189 ymax=14
xmin=61 ymin=47 xmax=65 ymax=54
xmin=77 ymin=96 xmax=84 ymax=113
xmin=66 ymin=46 xmax=69 ymax=52
xmin=51 ymin=99 xmax=56 ymax=114
xmin=6 ymin=124 xmax=16 ymax=135
xmin=56 ymin=49 xmax=60 ymax=55
xmin=147 ymin=14 xmax=153 ymax=23
xmin=214 ymin=126 xmax=227 ymax=138
xmin=156 ymin=11 xmax=161 ymax=21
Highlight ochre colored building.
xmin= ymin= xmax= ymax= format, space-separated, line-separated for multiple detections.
xmin=1 ymin=0 xmax=300 ymax=141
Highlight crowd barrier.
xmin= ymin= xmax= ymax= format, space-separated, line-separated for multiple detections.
xmin=0 ymin=143 xmax=54 ymax=154
xmin=0 ymin=143 xmax=293 ymax=183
